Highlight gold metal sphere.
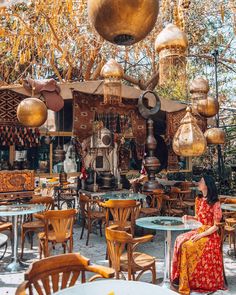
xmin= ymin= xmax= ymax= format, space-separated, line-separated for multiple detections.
xmin=197 ymin=96 xmax=219 ymax=118
xmin=101 ymin=59 xmax=124 ymax=78
xmin=17 ymin=97 xmax=48 ymax=127
xmin=155 ymin=23 xmax=188 ymax=52
xmin=190 ymin=77 xmax=209 ymax=94
xmin=204 ymin=128 xmax=226 ymax=145
xmin=88 ymin=0 xmax=159 ymax=46
xmin=172 ymin=107 xmax=207 ymax=157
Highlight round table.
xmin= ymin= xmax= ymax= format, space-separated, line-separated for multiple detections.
xmin=53 ymin=279 xmax=178 ymax=295
xmin=221 ymin=203 xmax=236 ymax=211
xmin=101 ymin=192 xmax=147 ymax=201
xmin=0 ymin=204 xmax=45 ymax=272
xmin=136 ymin=216 xmax=201 ymax=289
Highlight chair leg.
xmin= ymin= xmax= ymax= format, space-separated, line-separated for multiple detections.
xmin=99 ymin=220 xmax=103 ymax=237
xmin=20 ymin=228 xmax=26 ymax=259
xmin=151 ymin=264 xmax=156 ymax=284
xmin=86 ymin=220 xmax=91 ymax=246
xmin=80 ymin=218 xmax=85 ymax=240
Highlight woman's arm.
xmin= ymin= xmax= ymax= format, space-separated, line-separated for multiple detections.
xmin=191 ymin=224 xmax=219 ymax=242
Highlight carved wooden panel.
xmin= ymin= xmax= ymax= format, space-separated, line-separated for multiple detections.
xmin=0 ymin=170 xmax=35 ymax=192
xmin=0 ymin=89 xmax=28 ymax=126
xmin=73 ymin=91 xmax=146 ymax=145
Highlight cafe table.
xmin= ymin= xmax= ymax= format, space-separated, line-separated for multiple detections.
xmin=136 ymin=216 xmax=201 ymax=289
xmin=53 ymin=279 xmax=178 ymax=295
xmin=0 ymin=203 xmax=44 ymax=272
xmin=221 ymin=203 xmax=236 ymax=212
xmin=100 ymin=191 xmax=147 ymax=201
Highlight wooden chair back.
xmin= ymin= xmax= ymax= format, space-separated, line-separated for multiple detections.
xmin=101 ymin=200 xmax=140 ymax=234
xmin=44 ymin=209 xmax=77 ymax=243
xmin=179 ymin=181 xmax=192 ymax=190
xmin=150 ymin=189 xmax=164 ymax=210
xmin=31 ymin=196 xmax=54 ymax=209
xmin=15 ymin=253 xmax=115 ymax=295
xmin=224 ymin=198 xmax=236 ymax=204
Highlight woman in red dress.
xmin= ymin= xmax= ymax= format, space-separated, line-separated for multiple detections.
xmin=171 ymin=174 xmax=226 ymax=294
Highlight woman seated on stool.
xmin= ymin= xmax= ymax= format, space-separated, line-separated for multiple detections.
xmin=171 ymin=174 xmax=226 ymax=295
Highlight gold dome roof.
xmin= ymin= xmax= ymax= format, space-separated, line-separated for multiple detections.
xmin=190 ymin=77 xmax=209 ymax=94
xmin=100 ymin=59 xmax=124 ymax=79
xmin=155 ymin=24 xmax=188 ymax=52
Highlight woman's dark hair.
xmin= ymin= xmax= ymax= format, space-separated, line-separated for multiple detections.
xmin=202 ymin=174 xmax=219 ymax=205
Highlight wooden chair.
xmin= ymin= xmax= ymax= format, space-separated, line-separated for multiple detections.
xmin=79 ymin=194 xmax=105 ymax=246
xmin=38 ymin=209 xmax=77 ymax=258
xmin=101 ymin=200 xmax=141 ymax=236
xmin=105 ymin=225 xmax=156 ymax=282
xmin=140 ymin=189 xmax=164 ymax=217
xmin=20 ymin=196 xmax=54 ymax=259
xmin=15 ymin=252 xmax=115 ymax=295
xmin=165 ymin=187 xmax=185 ymax=216
xmin=222 ymin=198 xmax=236 ymax=219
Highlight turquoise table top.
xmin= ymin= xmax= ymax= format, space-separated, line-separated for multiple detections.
xmin=136 ymin=216 xmax=202 ymax=231
xmin=101 ymin=192 xmax=146 ymax=200
xmin=0 ymin=204 xmax=45 ymax=217
xmin=54 ymin=280 xmax=178 ymax=295
xmin=221 ymin=203 xmax=236 ymax=212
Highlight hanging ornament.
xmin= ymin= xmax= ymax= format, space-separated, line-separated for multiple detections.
xmin=17 ymin=97 xmax=47 ymax=127
xmin=53 ymin=145 xmax=66 ymax=163
xmin=197 ymin=96 xmax=219 ymax=118
xmin=155 ymin=23 xmax=188 ymax=94
xmin=44 ymin=136 xmax=52 ymax=145
xmin=190 ymin=77 xmax=209 ymax=113
xmin=88 ymin=0 xmax=159 ymax=45
xmin=204 ymin=128 xmax=226 ymax=145
xmin=172 ymin=107 xmax=207 ymax=157
xmin=100 ymin=59 xmax=124 ymax=105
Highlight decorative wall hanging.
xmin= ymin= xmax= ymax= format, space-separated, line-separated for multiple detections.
xmin=100 ymin=59 xmax=124 ymax=105
xmin=155 ymin=23 xmax=188 ymax=88
xmin=172 ymin=107 xmax=207 ymax=157
xmin=88 ymin=0 xmax=159 ymax=45
xmin=204 ymin=128 xmax=226 ymax=145
xmin=72 ymin=91 xmax=146 ymax=145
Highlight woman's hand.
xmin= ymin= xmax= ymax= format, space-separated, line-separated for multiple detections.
xmin=190 ymin=233 xmax=204 ymax=242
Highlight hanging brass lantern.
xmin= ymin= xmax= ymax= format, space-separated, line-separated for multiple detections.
xmin=204 ymin=128 xmax=226 ymax=145
xmin=190 ymin=77 xmax=209 ymax=113
xmin=88 ymin=0 xmax=159 ymax=45
xmin=54 ymin=145 xmax=66 ymax=163
xmin=100 ymin=59 xmax=124 ymax=105
xmin=172 ymin=107 xmax=207 ymax=157
xmin=17 ymin=97 xmax=47 ymax=127
xmin=197 ymin=96 xmax=219 ymax=118
xmin=155 ymin=23 xmax=188 ymax=93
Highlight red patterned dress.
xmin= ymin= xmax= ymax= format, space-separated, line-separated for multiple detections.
xmin=171 ymin=197 xmax=226 ymax=295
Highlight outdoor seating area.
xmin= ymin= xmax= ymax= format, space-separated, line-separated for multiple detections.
xmin=0 ymin=0 xmax=236 ymax=294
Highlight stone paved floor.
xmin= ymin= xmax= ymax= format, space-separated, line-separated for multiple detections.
xmin=0 ymin=223 xmax=236 ymax=294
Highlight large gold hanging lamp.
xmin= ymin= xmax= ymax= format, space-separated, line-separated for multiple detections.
xmin=172 ymin=107 xmax=207 ymax=157
xmin=155 ymin=23 xmax=188 ymax=87
xmin=100 ymin=59 xmax=124 ymax=105
xmin=17 ymin=97 xmax=47 ymax=127
xmin=204 ymin=128 xmax=226 ymax=145
xmin=88 ymin=0 xmax=159 ymax=45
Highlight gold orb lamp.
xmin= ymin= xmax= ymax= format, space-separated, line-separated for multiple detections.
xmin=190 ymin=77 xmax=209 ymax=114
xmin=155 ymin=23 xmax=188 ymax=91
xmin=101 ymin=59 xmax=124 ymax=105
xmin=197 ymin=96 xmax=219 ymax=118
xmin=172 ymin=107 xmax=207 ymax=157
xmin=88 ymin=0 xmax=159 ymax=45
xmin=17 ymin=97 xmax=48 ymax=127
xmin=204 ymin=128 xmax=226 ymax=145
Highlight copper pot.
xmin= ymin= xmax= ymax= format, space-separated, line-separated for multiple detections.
xmin=88 ymin=0 xmax=159 ymax=45
xmin=54 ymin=145 xmax=66 ymax=163
xmin=204 ymin=128 xmax=226 ymax=145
